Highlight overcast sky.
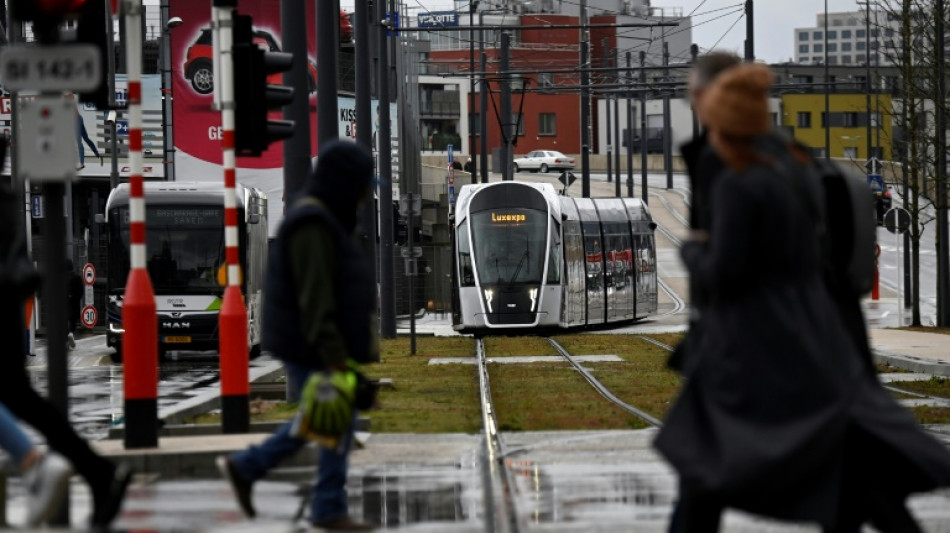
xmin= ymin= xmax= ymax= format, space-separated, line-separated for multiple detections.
xmin=341 ymin=0 xmax=868 ymax=64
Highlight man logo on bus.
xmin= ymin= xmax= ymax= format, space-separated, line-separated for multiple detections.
xmin=491 ymin=212 xmax=526 ymax=223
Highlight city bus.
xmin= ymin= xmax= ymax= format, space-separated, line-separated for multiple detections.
xmin=103 ymin=181 xmax=268 ymax=362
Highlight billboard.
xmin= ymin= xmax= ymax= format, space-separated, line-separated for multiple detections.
xmin=169 ymin=0 xmax=396 ymax=234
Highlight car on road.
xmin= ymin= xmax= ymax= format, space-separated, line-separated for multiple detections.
xmin=183 ymin=27 xmax=318 ymax=95
xmin=513 ymin=150 xmax=575 ymax=174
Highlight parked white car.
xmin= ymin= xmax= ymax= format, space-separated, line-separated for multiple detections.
xmin=513 ymin=150 xmax=575 ymax=173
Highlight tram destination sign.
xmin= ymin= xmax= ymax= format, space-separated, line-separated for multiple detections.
xmin=0 ymin=44 xmax=102 ymax=92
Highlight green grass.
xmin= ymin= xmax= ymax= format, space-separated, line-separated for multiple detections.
xmin=890 ymin=376 xmax=950 ymax=399
xmin=483 ymin=336 xmax=558 ymax=357
xmin=364 ymin=337 xmax=482 ymax=433
xmin=184 ymin=333 xmax=950 ymax=430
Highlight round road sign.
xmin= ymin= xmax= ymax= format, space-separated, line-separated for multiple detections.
xmin=81 ymin=305 xmax=97 ymax=328
xmin=884 ymin=207 xmax=911 ymax=235
xmin=82 ymin=263 xmax=96 ymax=285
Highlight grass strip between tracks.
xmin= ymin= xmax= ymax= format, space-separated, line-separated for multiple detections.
xmin=191 ymin=333 xmax=950 ymax=429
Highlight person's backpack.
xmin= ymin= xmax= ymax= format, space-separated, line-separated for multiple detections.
xmin=755 ymin=134 xmax=878 ymax=297
xmin=811 ymin=157 xmax=877 ymax=296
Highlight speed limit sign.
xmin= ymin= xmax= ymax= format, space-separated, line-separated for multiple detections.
xmin=81 ymin=305 xmax=97 ymax=328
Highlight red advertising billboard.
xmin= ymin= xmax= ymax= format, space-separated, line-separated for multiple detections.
xmin=169 ymin=0 xmax=317 ymax=170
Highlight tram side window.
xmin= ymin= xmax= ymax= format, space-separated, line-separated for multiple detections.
xmin=547 ymin=221 xmax=561 ymax=284
xmin=457 ymin=221 xmax=475 ymax=286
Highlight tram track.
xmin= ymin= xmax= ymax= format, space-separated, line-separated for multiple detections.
xmin=476 ymin=338 xmax=522 ymax=533
xmin=475 ymin=333 xmax=668 ymax=528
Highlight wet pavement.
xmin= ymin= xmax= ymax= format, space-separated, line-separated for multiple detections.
xmin=5 ymin=431 xmax=950 ymax=531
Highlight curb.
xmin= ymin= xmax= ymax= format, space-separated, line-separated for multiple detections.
xmin=874 ymin=350 xmax=950 ymax=378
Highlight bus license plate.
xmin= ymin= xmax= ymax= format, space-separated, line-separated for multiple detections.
xmin=164 ymin=336 xmax=191 ymax=343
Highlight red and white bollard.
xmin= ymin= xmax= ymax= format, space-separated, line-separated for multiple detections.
xmin=122 ymin=0 xmax=158 ymax=449
xmin=214 ymin=1 xmax=249 ymax=434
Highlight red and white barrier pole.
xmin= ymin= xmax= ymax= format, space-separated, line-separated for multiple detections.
xmin=872 ymin=243 xmax=881 ymax=301
xmin=215 ymin=1 xmax=249 ymax=434
xmin=122 ymin=0 xmax=158 ymax=449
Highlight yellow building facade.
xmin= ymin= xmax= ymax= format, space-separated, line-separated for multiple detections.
xmin=780 ymin=93 xmax=893 ymax=162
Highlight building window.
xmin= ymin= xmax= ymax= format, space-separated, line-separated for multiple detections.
xmin=842 ymin=30 xmax=852 ymax=39
xmin=538 ymin=113 xmax=556 ymax=136
xmin=856 ymin=29 xmax=866 ymax=38
xmin=814 ymin=44 xmax=823 ymax=53
xmin=800 ymin=57 xmax=810 ymax=63
xmin=828 ymin=30 xmax=837 ymax=39
xmin=848 ymin=18 xmax=858 ymax=25
xmin=511 ymin=114 xmax=525 ymax=136
xmin=857 ymin=54 xmax=866 ymax=63
xmin=843 ymin=112 xmax=859 ymax=127
xmin=856 ymin=41 xmax=866 ymax=51
xmin=813 ymin=31 xmax=823 ymax=40
xmin=470 ymin=113 xmax=480 ymax=136
xmin=842 ymin=55 xmax=852 ymax=64
xmin=797 ymin=112 xmax=812 ymax=128
xmin=827 ymin=43 xmax=837 ymax=52
xmin=538 ymin=72 xmax=554 ymax=88
xmin=828 ymin=56 xmax=838 ymax=65
xmin=885 ymin=28 xmax=894 ymax=37
xmin=799 ymin=44 xmax=809 ymax=53
xmin=871 ymin=29 xmax=879 ymax=37
xmin=842 ymin=42 xmax=852 ymax=52
xmin=799 ymin=31 xmax=809 ymax=41
xmin=843 ymin=147 xmax=858 ymax=159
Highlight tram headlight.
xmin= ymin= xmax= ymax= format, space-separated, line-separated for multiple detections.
xmin=529 ymin=288 xmax=538 ymax=312
xmin=484 ymin=289 xmax=494 ymax=313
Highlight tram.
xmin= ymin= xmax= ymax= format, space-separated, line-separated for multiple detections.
xmin=452 ymin=181 xmax=657 ymax=333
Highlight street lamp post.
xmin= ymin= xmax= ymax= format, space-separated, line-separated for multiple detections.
xmin=160 ymin=5 xmax=182 ymax=182
xmin=469 ymin=1 xmax=478 ymax=184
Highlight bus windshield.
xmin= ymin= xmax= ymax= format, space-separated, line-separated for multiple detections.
xmin=109 ymin=206 xmax=226 ymax=294
xmin=470 ymin=208 xmax=548 ymax=286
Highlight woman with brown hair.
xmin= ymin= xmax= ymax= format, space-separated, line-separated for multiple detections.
xmin=655 ymin=64 xmax=950 ymax=533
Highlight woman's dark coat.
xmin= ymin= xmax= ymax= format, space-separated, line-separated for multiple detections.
xmin=654 ymin=158 xmax=950 ymax=527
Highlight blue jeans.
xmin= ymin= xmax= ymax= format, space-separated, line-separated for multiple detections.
xmin=0 ymin=402 xmax=33 ymax=465
xmin=229 ymin=362 xmax=356 ymax=524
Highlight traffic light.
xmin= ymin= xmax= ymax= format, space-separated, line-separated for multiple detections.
xmin=11 ymin=0 xmax=110 ymax=108
xmin=12 ymin=0 xmax=86 ymax=41
xmin=233 ymin=13 xmax=295 ymax=157
xmin=76 ymin=0 xmax=110 ymax=109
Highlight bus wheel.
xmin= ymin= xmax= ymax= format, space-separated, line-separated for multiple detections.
xmin=109 ymin=344 xmax=122 ymax=364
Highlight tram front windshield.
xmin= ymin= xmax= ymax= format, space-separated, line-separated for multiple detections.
xmin=471 ymin=208 xmax=547 ymax=286
xmin=109 ymin=206 xmax=226 ymax=294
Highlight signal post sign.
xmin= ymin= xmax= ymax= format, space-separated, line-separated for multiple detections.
xmin=82 ymin=263 xmax=96 ymax=328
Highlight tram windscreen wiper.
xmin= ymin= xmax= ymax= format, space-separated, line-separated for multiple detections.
xmin=506 ymin=240 xmax=530 ymax=290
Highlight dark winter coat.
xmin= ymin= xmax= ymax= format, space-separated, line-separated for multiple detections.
xmin=670 ymin=133 xmax=726 ymax=371
xmin=654 ymin=157 xmax=950 ymax=527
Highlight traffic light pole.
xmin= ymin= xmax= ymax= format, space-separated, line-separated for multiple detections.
xmin=281 ymin=0 xmax=311 ymax=201
xmin=214 ymin=1 xmax=250 ymax=434
xmin=122 ymin=0 xmax=159 ymax=450
xmin=377 ymin=0 xmax=396 ymax=338
xmin=316 ymin=0 xmax=340 ymax=145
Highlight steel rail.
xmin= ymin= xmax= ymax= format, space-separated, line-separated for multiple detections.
xmin=636 ymin=335 xmax=676 ymax=352
xmin=476 ymin=338 xmax=521 ymax=533
xmin=547 ymin=338 xmax=663 ymax=427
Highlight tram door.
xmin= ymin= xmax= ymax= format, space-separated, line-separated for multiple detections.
xmin=576 ymin=198 xmax=605 ymax=325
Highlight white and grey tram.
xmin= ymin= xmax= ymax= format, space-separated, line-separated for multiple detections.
xmin=452 ymin=181 xmax=658 ymax=333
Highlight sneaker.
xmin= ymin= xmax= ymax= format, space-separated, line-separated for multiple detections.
xmin=67 ymin=333 xmax=76 ymax=349
xmin=23 ymin=452 xmax=73 ymax=527
xmin=91 ymin=462 xmax=133 ymax=528
xmin=311 ymin=516 xmax=374 ymax=531
xmin=216 ymin=455 xmax=256 ymax=518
